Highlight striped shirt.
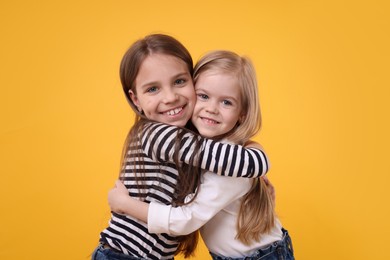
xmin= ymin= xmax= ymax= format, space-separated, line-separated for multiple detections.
xmin=99 ymin=122 xmax=269 ymax=259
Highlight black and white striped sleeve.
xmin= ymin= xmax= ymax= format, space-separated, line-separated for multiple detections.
xmin=141 ymin=123 xmax=269 ymax=178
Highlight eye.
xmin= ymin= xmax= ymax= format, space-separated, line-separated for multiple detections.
xmin=222 ymin=100 xmax=233 ymax=106
xmin=146 ymin=86 xmax=158 ymax=93
xmin=174 ymin=78 xmax=186 ymax=85
xmin=197 ymin=93 xmax=209 ymax=100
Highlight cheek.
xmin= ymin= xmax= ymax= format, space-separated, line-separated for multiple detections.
xmin=227 ymin=111 xmax=241 ymax=125
xmin=192 ymin=101 xmax=204 ymax=114
xmin=185 ymin=85 xmax=196 ymax=100
xmin=191 ymin=106 xmax=201 ymax=123
xmin=185 ymin=89 xmax=196 ymax=111
xmin=138 ymin=97 xmax=155 ymax=112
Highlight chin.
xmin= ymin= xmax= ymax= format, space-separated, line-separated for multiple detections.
xmin=198 ymin=131 xmax=214 ymax=138
xmin=172 ymin=120 xmax=187 ymax=127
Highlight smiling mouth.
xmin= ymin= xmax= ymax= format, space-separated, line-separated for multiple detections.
xmin=162 ymin=105 xmax=184 ymax=116
xmin=200 ymin=117 xmax=219 ymax=124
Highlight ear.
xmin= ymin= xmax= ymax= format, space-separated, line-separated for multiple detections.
xmin=129 ymin=90 xmax=142 ymax=112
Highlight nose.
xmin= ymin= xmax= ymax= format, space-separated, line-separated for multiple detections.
xmin=162 ymin=87 xmax=179 ymax=103
xmin=205 ymin=102 xmax=219 ymax=114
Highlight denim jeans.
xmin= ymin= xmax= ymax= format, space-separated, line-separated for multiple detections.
xmin=210 ymin=228 xmax=294 ymax=260
xmin=91 ymin=243 xmax=148 ymax=260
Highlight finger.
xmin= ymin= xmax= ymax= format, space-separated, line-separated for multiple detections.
xmin=118 ymin=180 xmax=128 ymax=189
xmin=115 ymin=180 xmax=123 ymax=187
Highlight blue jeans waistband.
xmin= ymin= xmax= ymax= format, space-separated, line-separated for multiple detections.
xmin=210 ymin=228 xmax=294 ymax=260
xmin=92 ymin=243 xmax=150 ymax=260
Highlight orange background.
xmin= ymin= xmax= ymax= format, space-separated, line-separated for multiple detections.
xmin=1 ymin=1 xmax=389 ymax=259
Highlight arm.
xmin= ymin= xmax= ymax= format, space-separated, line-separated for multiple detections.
xmin=147 ymin=172 xmax=252 ymax=235
xmin=108 ymin=174 xmax=251 ymax=235
xmin=108 ymin=176 xmax=277 ymax=235
xmin=244 ymin=140 xmax=264 ymax=150
xmin=142 ymin=123 xmax=269 ymax=178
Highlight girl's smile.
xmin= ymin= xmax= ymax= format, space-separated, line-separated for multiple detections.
xmin=161 ymin=105 xmax=185 ymax=116
xmin=130 ymin=54 xmax=196 ymax=127
xmin=199 ymin=116 xmax=220 ymax=125
xmin=192 ymin=72 xmax=243 ymax=138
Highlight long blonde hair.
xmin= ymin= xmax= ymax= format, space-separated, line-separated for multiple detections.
xmin=194 ymin=50 xmax=275 ymax=245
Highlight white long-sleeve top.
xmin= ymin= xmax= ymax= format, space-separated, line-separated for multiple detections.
xmin=148 ymin=172 xmax=283 ymax=257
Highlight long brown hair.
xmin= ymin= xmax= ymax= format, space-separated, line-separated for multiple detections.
xmin=193 ymin=50 xmax=275 ymax=245
xmin=119 ymin=34 xmax=200 ymax=257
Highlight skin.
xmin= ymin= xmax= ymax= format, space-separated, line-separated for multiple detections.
xmin=110 ymin=53 xmax=196 ymax=220
xmin=129 ymin=53 xmax=196 ymax=127
xmin=192 ymin=71 xmax=243 ymax=138
xmin=108 ymin=70 xmax=276 ymax=221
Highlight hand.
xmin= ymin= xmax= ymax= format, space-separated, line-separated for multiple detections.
xmin=261 ymin=176 xmax=275 ymax=203
xmin=108 ymin=180 xmax=131 ymax=214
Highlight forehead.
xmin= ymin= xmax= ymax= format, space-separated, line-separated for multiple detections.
xmin=144 ymin=53 xmax=187 ymax=70
xmin=195 ymin=72 xmax=240 ymax=97
xmin=135 ymin=53 xmax=190 ymax=85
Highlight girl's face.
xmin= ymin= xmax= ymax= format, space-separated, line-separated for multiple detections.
xmin=192 ymin=72 xmax=243 ymax=138
xmin=130 ymin=54 xmax=196 ymax=127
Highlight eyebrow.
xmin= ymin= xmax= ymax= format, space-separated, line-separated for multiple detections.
xmin=139 ymin=72 xmax=190 ymax=89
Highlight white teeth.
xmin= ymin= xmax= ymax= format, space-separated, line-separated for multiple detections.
xmin=202 ymin=118 xmax=218 ymax=124
xmin=166 ymin=107 xmax=183 ymax=116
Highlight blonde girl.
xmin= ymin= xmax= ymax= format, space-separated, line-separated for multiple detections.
xmin=108 ymin=50 xmax=294 ymax=260
xmin=93 ymin=36 xmax=270 ymax=260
